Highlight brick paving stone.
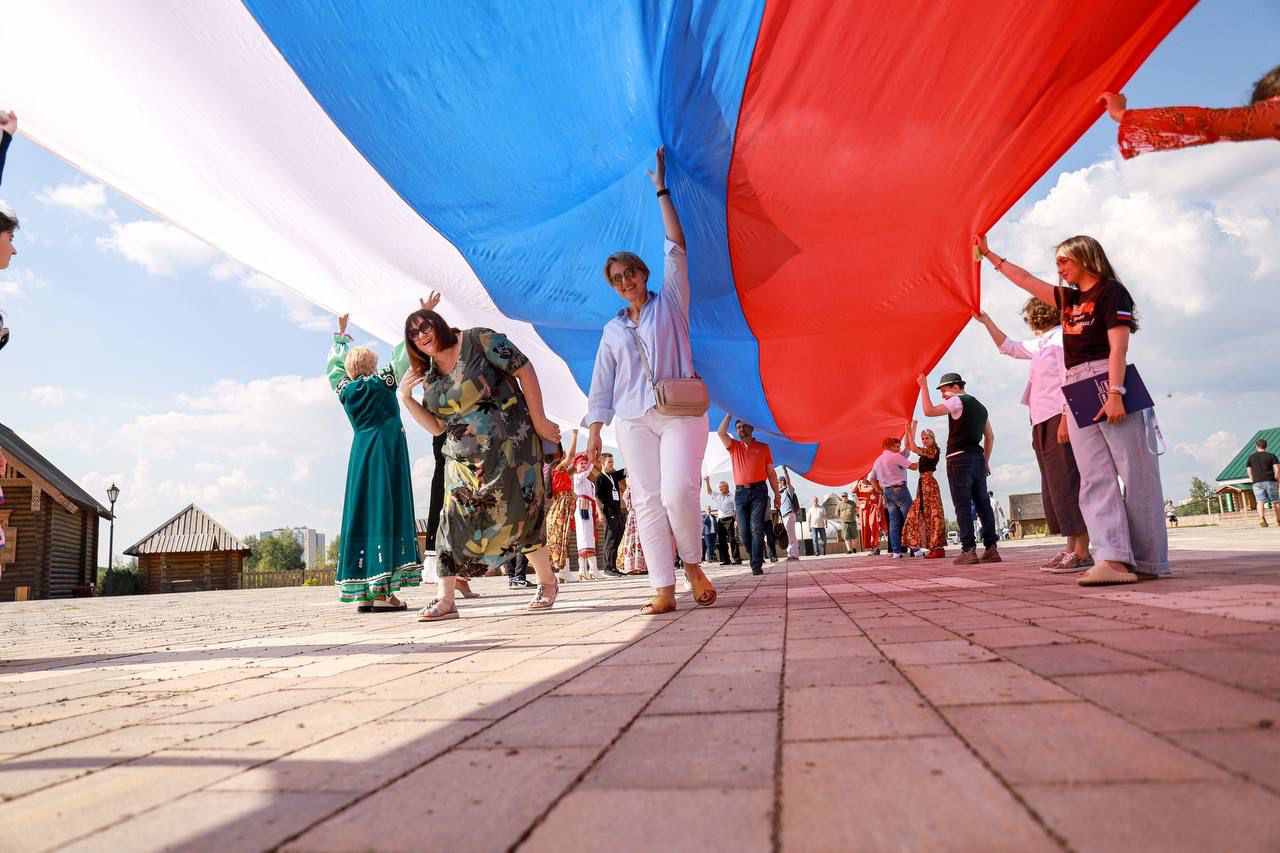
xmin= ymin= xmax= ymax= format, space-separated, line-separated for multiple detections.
xmin=0 ymin=752 xmax=260 ymax=851
xmin=903 ymin=662 xmax=1078 ymax=706
xmin=1053 ymin=670 xmax=1280 ymax=732
xmin=59 ymin=789 xmax=356 ymax=853
xmin=784 ymin=635 xmax=881 ymax=660
xmin=1018 ymin=780 xmax=1280 ymax=853
xmin=943 ymin=702 xmax=1228 ymax=783
xmin=522 ymin=788 xmax=773 ymax=853
xmin=209 ymin=718 xmax=488 ymax=793
xmin=784 ymin=656 xmax=903 ymax=689
xmin=582 ymin=711 xmax=774 ymax=790
xmin=384 ymin=678 xmax=556 ymax=721
xmin=877 ymin=639 xmax=1001 ymax=665
xmin=470 ymin=694 xmax=650 ymax=748
xmin=998 ymin=642 xmax=1167 ymax=677
xmin=1029 ymin=614 xmax=1144 ymax=633
xmin=551 ymin=662 xmax=682 ymax=696
xmin=958 ymin=625 xmax=1074 ymax=648
xmin=1139 ymin=647 xmax=1280 ymax=697
xmin=1068 ymin=627 xmax=1233 ymax=653
xmin=783 ymin=738 xmax=1059 ymax=852
xmin=861 ymin=623 xmax=958 ymax=644
xmin=647 ymin=670 xmax=780 ymax=715
xmin=0 ymin=722 xmax=230 ymax=799
xmin=1170 ymin=728 xmax=1280 ymax=793
xmin=284 ymin=747 xmax=598 ymax=852
xmin=784 ymin=684 xmax=948 ymax=741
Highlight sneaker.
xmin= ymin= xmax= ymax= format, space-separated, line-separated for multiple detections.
xmin=602 ymin=568 xmax=625 ymax=578
xmin=891 ymin=553 xmax=903 ymax=560
xmin=751 ymin=568 xmax=764 ymax=575
xmin=1042 ymin=553 xmax=1090 ymax=574
xmin=1041 ymin=551 xmax=1070 ymax=570
xmin=979 ymin=545 xmax=1002 ymax=563
xmin=508 ymin=576 xmax=534 ymax=589
xmin=953 ymin=549 xmax=979 ymax=565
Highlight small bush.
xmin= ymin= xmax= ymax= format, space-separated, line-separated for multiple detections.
xmin=302 ymin=577 xmax=320 ymax=587
xmin=96 ymin=567 xmax=146 ymax=596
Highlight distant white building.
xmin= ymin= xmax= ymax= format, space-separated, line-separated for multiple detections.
xmin=259 ymin=527 xmax=327 ymax=569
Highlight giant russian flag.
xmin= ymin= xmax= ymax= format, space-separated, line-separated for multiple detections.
xmin=0 ymin=1 xmax=1194 ymax=483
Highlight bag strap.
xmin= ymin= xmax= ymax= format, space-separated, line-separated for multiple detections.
xmin=627 ymin=326 xmax=661 ymax=394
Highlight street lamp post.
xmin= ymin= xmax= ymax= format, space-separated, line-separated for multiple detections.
xmin=105 ymin=483 xmax=120 ymax=593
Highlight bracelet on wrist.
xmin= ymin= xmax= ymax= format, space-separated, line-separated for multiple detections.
xmin=656 ymin=188 xmax=671 ymax=198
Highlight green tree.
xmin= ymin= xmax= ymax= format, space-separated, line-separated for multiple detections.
xmin=242 ymin=534 xmax=261 ymax=571
xmin=326 ymin=535 xmax=340 ymax=570
xmin=258 ymin=532 xmax=304 ymax=571
xmin=1178 ymin=476 xmax=1214 ymax=516
xmin=1189 ymin=476 xmax=1212 ymax=502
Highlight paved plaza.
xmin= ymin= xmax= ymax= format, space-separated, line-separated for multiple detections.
xmin=2 ymin=528 xmax=1279 ymax=852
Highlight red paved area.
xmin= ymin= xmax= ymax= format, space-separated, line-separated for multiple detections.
xmin=1 ymin=536 xmax=1278 ymax=851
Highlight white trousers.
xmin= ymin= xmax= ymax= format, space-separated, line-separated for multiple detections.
xmin=1064 ymin=359 xmax=1169 ymax=575
xmin=615 ymin=409 xmax=709 ymax=588
xmin=783 ymin=511 xmax=799 ymax=558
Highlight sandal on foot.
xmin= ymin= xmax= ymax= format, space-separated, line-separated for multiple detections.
xmin=456 ymin=578 xmax=481 ymax=599
xmin=359 ymin=595 xmax=408 ymax=613
xmin=418 ymin=599 xmax=459 ymax=621
xmin=640 ymin=596 xmax=677 ymax=616
xmin=1077 ymin=563 xmax=1138 ymax=586
xmin=527 ymin=581 xmax=559 ymax=611
xmin=684 ymin=570 xmax=717 ymax=607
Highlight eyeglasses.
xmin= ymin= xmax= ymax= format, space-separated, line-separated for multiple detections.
xmin=609 ymin=266 xmax=640 ymax=286
xmin=410 ymin=326 xmax=432 ymax=340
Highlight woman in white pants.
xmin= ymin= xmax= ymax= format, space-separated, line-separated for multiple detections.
xmin=977 ymin=233 xmax=1168 ymax=585
xmin=584 ymin=147 xmax=717 ymax=615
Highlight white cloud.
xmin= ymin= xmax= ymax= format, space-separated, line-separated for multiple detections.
xmin=24 ymin=385 xmax=66 ymax=406
xmin=97 ymin=219 xmax=219 ymax=275
xmin=1175 ymin=430 xmax=1240 ymax=467
xmin=35 ymin=181 xmax=116 ymax=221
xmin=0 ymin=267 xmax=49 ymax=298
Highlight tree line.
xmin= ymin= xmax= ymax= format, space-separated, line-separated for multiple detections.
xmin=242 ymin=532 xmax=341 ymax=572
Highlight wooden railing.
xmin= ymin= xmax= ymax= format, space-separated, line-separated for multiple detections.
xmin=240 ymin=568 xmax=336 ymax=589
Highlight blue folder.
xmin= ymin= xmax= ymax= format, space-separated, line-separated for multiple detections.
xmin=1061 ymin=364 xmax=1154 ymax=429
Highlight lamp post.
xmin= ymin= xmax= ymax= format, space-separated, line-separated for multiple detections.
xmin=105 ymin=483 xmax=120 ymax=591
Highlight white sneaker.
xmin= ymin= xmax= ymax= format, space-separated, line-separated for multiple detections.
xmin=891 ymin=553 xmax=903 ymax=560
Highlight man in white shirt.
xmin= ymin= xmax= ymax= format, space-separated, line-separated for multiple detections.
xmin=704 ymin=476 xmax=742 ymax=565
xmin=870 ymin=435 xmax=917 ymax=558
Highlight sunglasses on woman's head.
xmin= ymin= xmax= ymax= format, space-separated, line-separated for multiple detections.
xmin=609 ymin=266 xmax=640 ymax=286
xmin=410 ymin=326 xmax=432 ymax=339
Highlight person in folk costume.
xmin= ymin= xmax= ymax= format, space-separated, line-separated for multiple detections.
xmin=326 ymin=309 xmax=424 ymax=612
xmin=853 ymin=478 xmax=884 ymax=555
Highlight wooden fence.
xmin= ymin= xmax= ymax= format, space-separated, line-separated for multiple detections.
xmin=240 ymin=568 xmax=336 ymax=589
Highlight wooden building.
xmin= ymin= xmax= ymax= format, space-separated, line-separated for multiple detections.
xmin=0 ymin=423 xmax=110 ymax=601
xmin=1009 ymin=492 xmax=1048 ymax=537
xmin=124 ymin=504 xmax=251 ymax=593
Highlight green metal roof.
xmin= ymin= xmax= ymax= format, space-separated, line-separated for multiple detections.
xmin=1217 ymin=427 xmax=1280 ymax=483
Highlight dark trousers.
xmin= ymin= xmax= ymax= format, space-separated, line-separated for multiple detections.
xmin=1031 ymin=414 xmax=1087 ymax=537
xmin=716 ymin=517 xmax=741 ymax=563
xmin=763 ymin=515 xmax=777 ymax=560
xmin=702 ymin=531 xmax=717 ymax=563
xmin=948 ymin=450 xmax=997 ymax=552
xmin=602 ymin=510 xmax=625 ymax=572
xmin=883 ymin=484 xmax=913 ymax=554
xmin=424 ymin=432 xmax=447 ymax=552
xmin=505 ymin=551 xmax=528 ymax=580
xmin=735 ymin=481 xmax=769 ymax=571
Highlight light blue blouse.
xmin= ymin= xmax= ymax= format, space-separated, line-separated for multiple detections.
xmin=583 ymin=240 xmax=695 ymax=426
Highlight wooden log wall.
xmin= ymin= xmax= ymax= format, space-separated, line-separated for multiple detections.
xmin=140 ymin=551 xmax=243 ymax=594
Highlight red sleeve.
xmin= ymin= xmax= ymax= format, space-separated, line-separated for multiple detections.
xmin=1118 ymin=96 xmax=1280 ymax=159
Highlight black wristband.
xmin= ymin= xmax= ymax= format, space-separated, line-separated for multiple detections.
xmin=656 ymin=188 xmax=671 ymax=198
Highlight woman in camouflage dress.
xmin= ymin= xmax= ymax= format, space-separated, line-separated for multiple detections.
xmin=399 ymin=312 xmax=562 ymax=619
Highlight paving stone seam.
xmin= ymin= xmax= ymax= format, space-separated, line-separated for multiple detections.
xmin=813 ymin=565 xmax=1075 ymax=853
xmin=770 ymin=569 xmax=790 ymax=853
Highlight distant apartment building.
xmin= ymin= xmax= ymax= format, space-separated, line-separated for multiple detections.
xmin=259 ymin=527 xmax=327 ymax=569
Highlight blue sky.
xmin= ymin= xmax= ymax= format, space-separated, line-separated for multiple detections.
xmin=2 ymin=0 xmax=1277 ymax=562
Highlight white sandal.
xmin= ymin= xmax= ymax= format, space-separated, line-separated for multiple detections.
xmin=418 ymin=598 xmax=459 ymax=621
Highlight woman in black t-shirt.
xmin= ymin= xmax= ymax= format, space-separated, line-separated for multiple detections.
xmin=975 ymin=234 xmax=1169 ymax=586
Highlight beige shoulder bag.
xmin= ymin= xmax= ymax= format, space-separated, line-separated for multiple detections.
xmin=627 ymin=326 xmax=709 ymax=417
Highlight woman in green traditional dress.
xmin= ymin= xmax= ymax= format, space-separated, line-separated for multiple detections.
xmin=327 ymin=311 xmax=422 ymax=612
xmin=398 ymin=310 xmax=563 ymax=620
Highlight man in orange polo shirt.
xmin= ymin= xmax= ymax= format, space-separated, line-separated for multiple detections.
xmin=717 ymin=415 xmax=782 ymax=576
